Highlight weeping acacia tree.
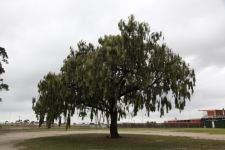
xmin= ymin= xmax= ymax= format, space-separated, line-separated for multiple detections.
xmin=32 ymin=72 xmax=64 ymax=128
xmin=33 ymin=15 xmax=195 ymax=138
xmin=61 ymin=15 xmax=196 ymax=138
xmin=0 ymin=47 xmax=9 ymax=102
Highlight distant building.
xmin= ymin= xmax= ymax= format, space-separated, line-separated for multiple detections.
xmin=163 ymin=109 xmax=225 ymax=128
xmin=164 ymin=118 xmax=202 ymax=128
xmin=200 ymin=109 xmax=225 ymax=118
xmin=200 ymin=109 xmax=225 ymax=128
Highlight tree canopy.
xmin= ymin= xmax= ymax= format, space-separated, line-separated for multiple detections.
xmin=0 ymin=47 xmax=9 ymax=102
xmin=32 ymin=73 xmax=64 ymax=128
xmin=33 ymin=15 xmax=196 ymax=138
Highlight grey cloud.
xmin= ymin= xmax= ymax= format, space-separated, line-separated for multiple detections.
xmin=0 ymin=0 xmax=225 ymax=122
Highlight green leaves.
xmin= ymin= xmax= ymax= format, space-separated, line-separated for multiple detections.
xmin=33 ymin=15 xmax=196 ymax=131
xmin=61 ymin=15 xmax=195 ymax=119
xmin=33 ymin=73 xmax=64 ymax=127
xmin=0 ymin=47 xmax=9 ymax=102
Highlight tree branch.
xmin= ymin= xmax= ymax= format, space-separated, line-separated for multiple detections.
xmin=119 ymin=84 xmax=139 ymax=97
xmin=82 ymin=102 xmax=110 ymax=113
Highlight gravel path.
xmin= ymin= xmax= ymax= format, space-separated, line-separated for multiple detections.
xmin=1 ymin=130 xmax=225 ymax=150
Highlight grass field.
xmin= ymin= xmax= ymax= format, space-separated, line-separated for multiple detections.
xmin=1 ymin=125 xmax=225 ymax=134
xmin=25 ymin=126 xmax=225 ymax=135
xmin=120 ymin=127 xmax=225 ymax=134
xmin=0 ymin=125 xmax=104 ymax=133
xmin=168 ymin=128 xmax=225 ymax=134
xmin=16 ymin=134 xmax=225 ymax=150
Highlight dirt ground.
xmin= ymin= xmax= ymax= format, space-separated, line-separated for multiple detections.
xmin=1 ymin=130 xmax=225 ymax=150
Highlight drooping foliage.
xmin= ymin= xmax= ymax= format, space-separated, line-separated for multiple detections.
xmin=0 ymin=47 xmax=9 ymax=102
xmin=32 ymin=73 xmax=64 ymax=128
xmin=33 ymin=15 xmax=195 ymax=138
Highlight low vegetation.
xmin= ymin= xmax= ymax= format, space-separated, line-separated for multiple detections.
xmin=118 ymin=127 xmax=225 ymax=134
xmin=16 ymin=134 xmax=225 ymax=150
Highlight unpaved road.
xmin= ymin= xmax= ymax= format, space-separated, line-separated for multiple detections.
xmin=1 ymin=130 xmax=225 ymax=150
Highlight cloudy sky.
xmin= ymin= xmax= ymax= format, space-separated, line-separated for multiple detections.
xmin=0 ymin=0 xmax=225 ymax=123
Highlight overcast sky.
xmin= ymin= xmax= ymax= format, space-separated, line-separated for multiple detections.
xmin=0 ymin=0 xmax=225 ymax=123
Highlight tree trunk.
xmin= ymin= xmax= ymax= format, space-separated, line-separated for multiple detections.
xmin=110 ymin=110 xmax=120 ymax=138
xmin=39 ymin=115 xmax=44 ymax=128
xmin=47 ymin=119 xmax=52 ymax=129
xmin=51 ymin=120 xmax=54 ymax=127
xmin=58 ymin=116 xmax=61 ymax=127
xmin=66 ymin=114 xmax=71 ymax=130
